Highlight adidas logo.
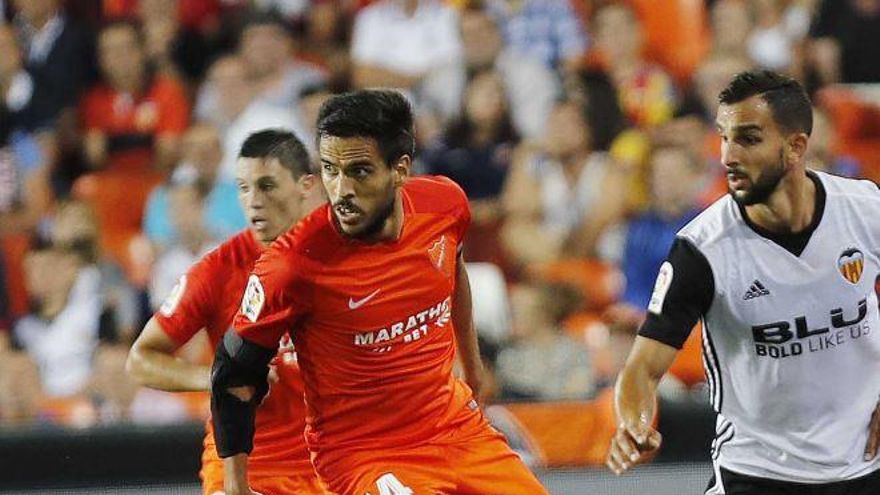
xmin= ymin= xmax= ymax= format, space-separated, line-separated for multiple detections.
xmin=743 ymin=280 xmax=771 ymax=300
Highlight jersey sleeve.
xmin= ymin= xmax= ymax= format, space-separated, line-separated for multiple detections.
xmin=446 ymin=178 xmax=471 ymax=245
xmin=153 ymin=258 xmax=217 ymax=346
xmin=233 ymin=244 xmax=309 ymax=349
xmin=638 ymin=237 xmax=715 ymax=349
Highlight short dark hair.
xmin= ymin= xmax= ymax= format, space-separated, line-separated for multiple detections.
xmin=240 ymin=10 xmax=291 ymax=37
xmin=718 ymin=70 xmax=813 ymax=136
xmin=239 ymin=129 xmax=311 ymax=178
xmin=316 ymin=89 xmax=415 ymax=167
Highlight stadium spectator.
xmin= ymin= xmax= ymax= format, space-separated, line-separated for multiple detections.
xmin=9 ymin=0 xmax=94 ymax=133
xmin=501 ymin=99 xmax=629 ymax=265
xmin=143 ymin=123 xmax=246 ymax=248
xmin=148 ymin=180 xmax=219 ymax=312
xmin=709 ymin=0 xmax=753 ymax=61
xmin=810 ymin=0 xmax=880 ymax=84
xmin=420 ymin=69 xmax=518 ymax=211
xmin=238 ymin=11 xmax=326 ymax=112
xmin=136 ymin=0 xmax=218 ymax=83
xmin=0 ymin=24 xmax=55 ymax=234
xmin=14 ymin=244 xmax=102 ymax=399
xmin=82 ymin=20 xmax=189 ymax=174
xmin=49 ymin=199 xmax=140 ymax=343
xmin=489 ymin=0 xmax=588 ymax=75
xmin=746 ymin=0 xmax=811 ymax=74
xmin=591 ymin=2 xmax=677 ymax=128
xmin=459 ymin=5 xmax=559 ymax=141
xmin=350 ymin=0 xmax=465 ymax=121
xmin=496 ymin=283 xmax=594 ymax=401
xmin=294 ymin=0 xmax=352 ymax=90
xmin=196 ymin=55 xmax=308 ymax=180
xmin=616 ymin=145 xmax=702 ymax=314
xmin=79 ymin=20 xmax=190 ymax=273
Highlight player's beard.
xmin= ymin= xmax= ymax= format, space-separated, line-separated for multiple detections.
xmin=342 ymin=183 xmax=397 ymax=240
xmin=730 ymin=150 xmax=787 ymax=206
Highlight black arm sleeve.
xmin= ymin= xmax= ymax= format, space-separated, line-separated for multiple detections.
xmin=638 ymin=237 xmax=714 ymax=349
xmin=210 ymin=330 xmax=276 ymax=458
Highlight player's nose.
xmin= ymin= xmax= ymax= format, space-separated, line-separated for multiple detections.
xmin=720 ymin=141 xmax=740 ymax=168
xmin=333 ymin=175 xmax=356 ymax=199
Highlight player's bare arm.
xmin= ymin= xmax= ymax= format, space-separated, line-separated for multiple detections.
xmin=452 ymin=251 xmax=485 ymax=402
xmin=223 ymin=453 xmax=262 ymax=495
xmin=125 ymin=316 xmax=210 ymax=391
xmin=867 ymin=401 xmax=880 ymax=461
xmin=607 ymin=336 xmax=675 ymax=475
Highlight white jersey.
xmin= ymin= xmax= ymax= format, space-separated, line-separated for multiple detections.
xmin=641 ymin=171 xmax=880 ymax=485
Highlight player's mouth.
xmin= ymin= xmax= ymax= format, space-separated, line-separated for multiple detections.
xmin=727 ymin=170 xmax=750 ymax=190
xmin=250 ymin=216 xmax=270 ymax=232
xmin=334 ymin=203 xmax=363 ymax=225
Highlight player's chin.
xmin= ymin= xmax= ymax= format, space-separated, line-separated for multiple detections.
xmin=729 ymin=188 xmax=753 ymax=205
xmin=252 ymin=227 xmax=278 ymax=243
xmin=334 ymin=212 xmax=367 ymax=234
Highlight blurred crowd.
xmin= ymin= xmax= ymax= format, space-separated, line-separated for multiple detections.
xmin=1 ymin=0 xmax=879 ymax=437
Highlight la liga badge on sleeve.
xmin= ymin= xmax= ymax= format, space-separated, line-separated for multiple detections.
xmin=241 ymin=274 xmax=265 ymax=322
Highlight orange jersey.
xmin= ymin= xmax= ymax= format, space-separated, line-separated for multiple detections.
xmin=154 ymin=230 xmax=313 ymax=478
xmin=234 ymin=176 xmax=479 ymax=463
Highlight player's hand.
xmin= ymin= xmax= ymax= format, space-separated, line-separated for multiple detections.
xmin=606 ymin=420 xmax=662 ymax=475
xmin=219 ymin=489 xmax=263 ymax=495
xmin=864 ymin=400 xmax=880 ymax=461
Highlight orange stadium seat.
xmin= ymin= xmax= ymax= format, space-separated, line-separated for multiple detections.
xmin=1 ymin=233 xmax=32 ymax=318
xmin=817 ymin=87 xmax=880 ymax=181
xmin=630 ymin=0 xmax=710 ymax=84
xmin=73 ymin=170 xmax=164 ymax=282
xmin=527 ymin=259 xmax=624 ymax=311
xmin=667 ymin=323 xmax=706 ymax=388
xmin=39 ymin=396 xmax=99 ymax=428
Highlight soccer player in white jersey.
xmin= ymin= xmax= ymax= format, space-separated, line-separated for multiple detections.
xmin=607 ymin=70 xmax=880 ymax=494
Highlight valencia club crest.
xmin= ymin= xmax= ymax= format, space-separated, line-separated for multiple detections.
xmin=838 ymin=248 xmax=864 ymax=285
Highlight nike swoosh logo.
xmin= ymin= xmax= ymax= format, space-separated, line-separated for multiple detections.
xmin=348 ymin=289 xmax=381 ymax=310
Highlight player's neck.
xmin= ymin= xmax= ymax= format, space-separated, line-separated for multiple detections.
xmin=745 ymin=170 xmax=816 ymax=234
xmin=368 ymin=194 xmax=405 ymax=243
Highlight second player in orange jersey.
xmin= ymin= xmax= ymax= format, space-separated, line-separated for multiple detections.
xmin=213 ymin=90 xmax=550 ymax=495
xmin=126 ymin=130 xmax=329 ymax=495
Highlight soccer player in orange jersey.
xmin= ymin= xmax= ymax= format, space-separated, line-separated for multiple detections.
xmin=126 ymin=129 xmax=329 ymax=495
xmin=212 ymin=90 xmax=550 ymax=495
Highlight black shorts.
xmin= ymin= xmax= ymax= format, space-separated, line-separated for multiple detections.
xmin=706 ymin=466 xmax=880 ymax=495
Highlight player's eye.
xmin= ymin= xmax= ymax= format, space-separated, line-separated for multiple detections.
xmin=322 ymin=164 xmax=338 ymax=175
xmin=741 ymin=135 xmax=761 ymax=145
xmin=237 ymin=184 xmax=249 ymax=193
xmin=350 ymin=167 xmax=370 ymax=179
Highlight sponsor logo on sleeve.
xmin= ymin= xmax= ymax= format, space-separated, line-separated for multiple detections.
xmin=241 ymin=275 xmax=265 ymax=323
xmin=648 ymin=262 xmax=673 ymax=315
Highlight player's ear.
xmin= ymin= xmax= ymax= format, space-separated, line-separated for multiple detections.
xmin=787 ymin=132 xmax=808 ymax=166
xmin=297 ymin=173 xmax=323 ymax=202
xmin=297 ymin=173 xmax=316 ymax=192
xmin=391 ymin=155 xmax=411 ymax=187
